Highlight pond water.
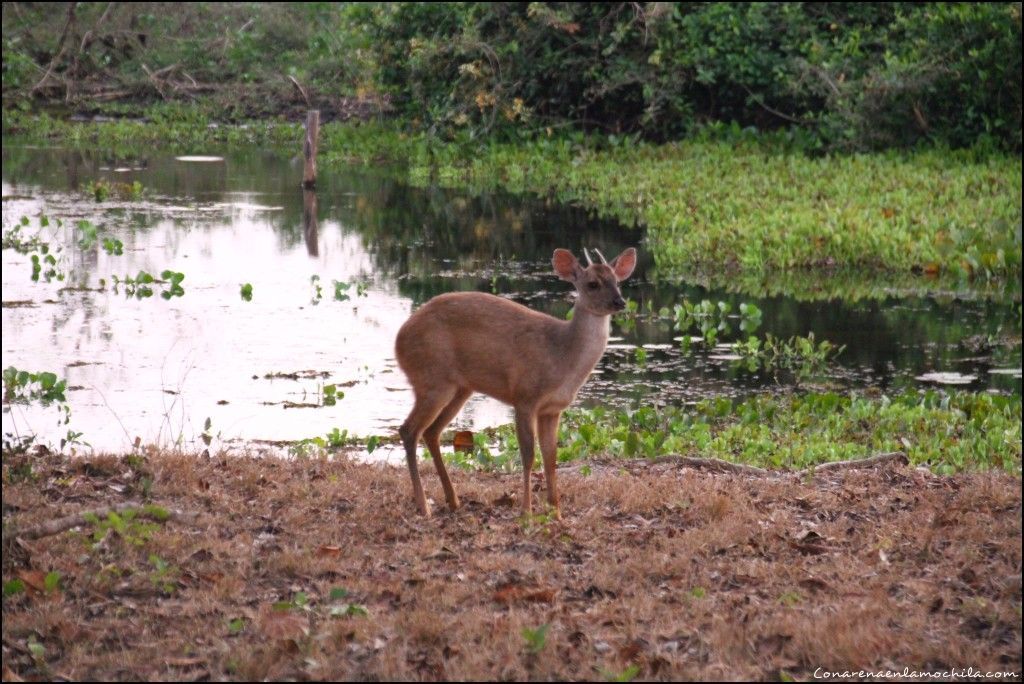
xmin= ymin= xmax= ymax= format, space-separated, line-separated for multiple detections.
xmin=2 ymin=144 xmax=1020 ymax=457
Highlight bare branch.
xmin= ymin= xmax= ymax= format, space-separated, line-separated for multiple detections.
xmin=31 ymin=2 xmax=80 ymax=94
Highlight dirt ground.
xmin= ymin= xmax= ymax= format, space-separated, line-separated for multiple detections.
xmin=2 ymin=448 xmax=1021 ymax=681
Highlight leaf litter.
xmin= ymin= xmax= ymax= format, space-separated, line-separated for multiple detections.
xmin=1 ymin=447 xmax=1020 ymax=681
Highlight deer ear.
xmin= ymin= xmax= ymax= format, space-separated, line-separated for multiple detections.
xmin=552 ymin=249 xmax=581 ymax=282
xmin=609 ymin=247 xmax=637 ymax=282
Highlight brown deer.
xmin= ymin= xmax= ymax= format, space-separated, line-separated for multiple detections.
xmin=394 ymin=246 xmax=637 ymax=518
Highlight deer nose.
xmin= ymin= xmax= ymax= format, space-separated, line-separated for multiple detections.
xmin=612 ymin=296 xmax=626 ymax=310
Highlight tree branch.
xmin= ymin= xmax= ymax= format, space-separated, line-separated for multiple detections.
xmin=31 ymin=2 xmax=80 ymax=94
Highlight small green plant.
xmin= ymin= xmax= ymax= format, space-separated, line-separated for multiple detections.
xmin=109 ymin=269 xmax=185 ymax=299
xmin=101 ymin=237 xmax=124 ymax=255
xmin=3 ymin=217 xmax=52 ymax=254
xmin=310 ymin=275 xmax=323 ymax=304
xmin=110 ymin=270 xmax=155 ymax=298
xmin=2 ymin=367 xmax=67 ymax=405
xmin=86 ymin=179 xmax=111 ymax=202
xmin=43 ymin=571 xmax=61 ymax=593
xmin=332 ymin=278 xmax=369 ymax=302
xmin=522 ymin=623 xmax=550 ymax=654
xmin=201 ymin=417 xmax=214 ymax=447
xmin=6 ymin=215 xmax=67 ymax=282
xmin=30 ymin=252 xmax=64 ymax=283
xmin=672 ymin=298 xmax=763 ymax=347
xmin=27 ymin=634 xmax=45 ymax=664
xmin=327 ymin=586 xmax=369 ymax=618
xmin=320 ymin=383 xmax=343 ymax=407
xmin=3 ymin=579 xmax=26 ymax=596
xmin=84 ymin=179 xmax=143 ymax=202
xmin=240 ymin=283 xmax=253 ymax=301
xmin=160 ymin=270 xmax=185 ymax=299
xmin=519 ymin=508 xmax=560 ymax=533
xmin=736 ymin=332 xmax=845 ymax=387
xmin=443 ymin=425 xmax=521 ymax=472
xmin=273 ymin=591 xmax=310 ymax=612
xmin=324 ymin=427 xmax=349 ymax=448
xmin=779 ymin=591 xmax=802 ymax=606
xmin=83 ymin=507 xmax=167 ymax=548
xmin=602 ymin=664 xmax=641 ymax=682
xmin=148 ymin=554 xmax=179 ymax=595
xmin=76 ymin=220 xmax=100 ymax=249
xmin=290 ymin=427 xmax=353 ymax=456
xmin=227 ymin=617 xmax=246 ymax=635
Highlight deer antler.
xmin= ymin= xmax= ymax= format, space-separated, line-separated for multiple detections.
xmin=593 ymin=248 xmax=608 ymax=265
xmin=583 ymin=247 xmax=594 ymax=267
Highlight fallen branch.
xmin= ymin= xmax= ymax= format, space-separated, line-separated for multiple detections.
xmin=797 ymin=451 xmax=907 ymax=476
xmin=5 ymin=501 xmax=198 ymax=542
xmin=606 ymin=451 xmax=908 ymax=477
xmin=141 ymin=63 xmax=167 ymax=100
xmin=649 ymin=455 xmax=770 ymax=475
xmin=288 ymin=75 xmax=311 ymax=107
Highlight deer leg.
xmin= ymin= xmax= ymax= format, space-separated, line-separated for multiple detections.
xmin=537 ymin=411 xmax=562 ymax=519
xmin=514 ymin=407 xmax=538 ymax=516
xmin=423 ymin=388 xmax=472 ymax=511
xmin=400 ymin=388 xmax=456 ymax=516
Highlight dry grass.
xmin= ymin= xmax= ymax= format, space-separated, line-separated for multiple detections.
xmin=2 ymin=448 xmax=1021 ymax=681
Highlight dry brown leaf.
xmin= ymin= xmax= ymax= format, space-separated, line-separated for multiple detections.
xmin=258 ymin=605 xmax=309 ymax=641
xmin=316 ymin=545 xmax=343 ymax=558
xmin=453 ymin=430 xmax=474 ymax=453
xmin=15 ymin=570 xmax=49 ymax=594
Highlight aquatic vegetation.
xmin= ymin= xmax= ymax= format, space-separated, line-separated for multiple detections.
xmin=2 ymin=366 xmax=84 ymax=451
xmin=2 ymin=218 xmax=51 ymax=254
xmin=441 ymin=391 xmax=1021 ymax=475
xmin=332 ymin=279 xmax=369 ymax=302
xmin=107 ymin=269 xmax=185 ymax=300
xmin=6 ymin=114 xmax=1019 ymax=294
xmin=2 ymin=367 xmax=67 ymax=406
xmin=733 ymin=333 xmax=845 ymax=388
xmin=331 ymin=124 xmax=1021 ymax=288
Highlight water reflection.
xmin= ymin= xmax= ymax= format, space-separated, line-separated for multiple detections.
xmin=1 ymin=144 xmax=1020 ymax=454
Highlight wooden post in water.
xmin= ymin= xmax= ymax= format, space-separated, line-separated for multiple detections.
xmin=302 ymin=110 xmax=319 ymax=189
xmin=303 ymin=189 xmax=319 ymax=257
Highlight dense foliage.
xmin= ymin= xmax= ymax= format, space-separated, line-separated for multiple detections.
xmin=3 ymin=2 xmax=1021 ymax=150
xmin=357 ymin=2 xmax=1022 ymax=150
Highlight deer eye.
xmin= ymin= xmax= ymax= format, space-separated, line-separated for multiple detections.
xmin=587 ymin=281 xmax=600 ymax=290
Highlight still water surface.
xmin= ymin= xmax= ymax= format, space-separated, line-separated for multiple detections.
xmin=2 ymin=145 xmax=1020 ymax=455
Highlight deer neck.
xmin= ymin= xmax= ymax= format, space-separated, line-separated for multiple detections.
xmin=565 ymin=304 xmax=610 ymax=371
